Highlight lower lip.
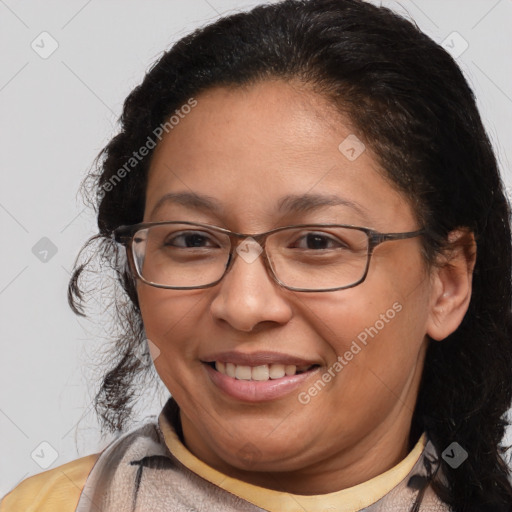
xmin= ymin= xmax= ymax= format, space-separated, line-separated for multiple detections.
xmin=203 ymin=363 xmax=319 ymax=402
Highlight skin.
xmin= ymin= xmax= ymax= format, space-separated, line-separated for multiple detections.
xmin=136 ymin=79 xmax=476 ymax=495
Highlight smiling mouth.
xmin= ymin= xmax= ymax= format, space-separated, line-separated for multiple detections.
xmin=206 ymin=361 xmax=319 ymax=381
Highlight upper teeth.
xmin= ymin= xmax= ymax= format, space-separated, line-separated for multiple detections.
xmin=214 ymin=362 xmax=311 ymax=381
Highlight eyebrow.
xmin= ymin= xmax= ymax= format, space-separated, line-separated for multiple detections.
xmin=149 ymin=191 xmax=370 ymax=220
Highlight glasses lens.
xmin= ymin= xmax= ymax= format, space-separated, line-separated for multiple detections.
xmin=132 ymin=224 xmax=230 ymax=288
xmin=267 ymin=226 xmax=369 ymax=290
xmin=131 ymin=224 xmax=369 ymax=290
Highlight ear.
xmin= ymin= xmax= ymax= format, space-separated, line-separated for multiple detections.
xmin=426 ymin=229 xmax=477 ymax=341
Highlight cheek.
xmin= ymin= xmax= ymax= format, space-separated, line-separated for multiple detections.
xmin=137 ymin=285 xmax=204 ymax=364
xmin=311 ymin=251 xmax=430 ymax=396
xmin=316 ymin=269 xmax=428 ymax=357
xmin=319 ymin=294 xmax=416 ymax=369
xmin=137 ymin=287 xmax=207 ymax=406
xmin=309 ymin=296 xmax=429 ymax=441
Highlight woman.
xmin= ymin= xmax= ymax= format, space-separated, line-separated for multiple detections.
xmin=2 ymin=0 xmax=512 ymax=510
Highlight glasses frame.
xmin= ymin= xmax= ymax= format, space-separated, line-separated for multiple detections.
xmin=112 ymin=220 xmax=426 ymax=292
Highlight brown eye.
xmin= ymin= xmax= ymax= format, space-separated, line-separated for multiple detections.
xmin=292 ymin=232 xmax=348 ymax=251
xmin=165 ymin=231 xmax=218 ymax=248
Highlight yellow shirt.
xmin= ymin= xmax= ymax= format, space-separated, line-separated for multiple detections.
xmin=1 ymin=405 xmax=427 ymax=512
xmin=0 ymin=453 xmax=99 ymax=512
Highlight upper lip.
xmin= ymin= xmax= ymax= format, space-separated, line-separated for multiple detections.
xmin=201 ymin=350 xmax=320 ymax=367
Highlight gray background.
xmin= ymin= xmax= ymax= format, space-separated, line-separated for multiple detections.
xmin=1 ymin=0 xmax=511 ymax=495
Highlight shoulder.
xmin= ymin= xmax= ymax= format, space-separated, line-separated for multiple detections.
xmin=0 ymin=453 xmax=100 ymax=512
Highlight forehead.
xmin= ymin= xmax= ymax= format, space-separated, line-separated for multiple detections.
xmin=149 ymin=79 xmax=347 ymax=168
xmin=144 ymin=80 xmax=416 ymax=231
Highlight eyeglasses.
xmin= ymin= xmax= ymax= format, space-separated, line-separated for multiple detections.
xmin=112 ymin=221 xmax=425 ymax=292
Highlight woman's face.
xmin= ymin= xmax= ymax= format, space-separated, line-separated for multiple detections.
xmin=138 ymin=80 xmax=436 ymax=492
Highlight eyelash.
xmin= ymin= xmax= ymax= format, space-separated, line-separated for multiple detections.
xmin=165 ymin=231 xmax=347 ymax=250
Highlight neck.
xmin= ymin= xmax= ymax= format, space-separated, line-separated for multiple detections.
xmin=176 ymin=406 xmax=417 ymax=495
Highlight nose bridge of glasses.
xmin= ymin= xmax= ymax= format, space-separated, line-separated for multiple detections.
xmin=220 ymin=232 xmax=278 ymax=287
xmin=229 ymin=232 xmax=267 ymax=264
xmin=219 ymin=227 xmax=266 ymax=254
xmin=228 ymin=229 xmax=267 ymax=246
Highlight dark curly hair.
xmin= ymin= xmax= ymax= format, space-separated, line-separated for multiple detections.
xmin=69 ymin=0 xmax=512 ymax=510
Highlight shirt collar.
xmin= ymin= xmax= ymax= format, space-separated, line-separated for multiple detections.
xmin=157 ymin=398 xmax=428 ymax=512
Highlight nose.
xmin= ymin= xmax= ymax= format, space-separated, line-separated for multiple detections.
xmin=209 ymin=239 xmax=293 ymax=332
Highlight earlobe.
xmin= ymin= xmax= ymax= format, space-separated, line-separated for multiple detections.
xmin=426 ymin=229 xmax=477 ymax=341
